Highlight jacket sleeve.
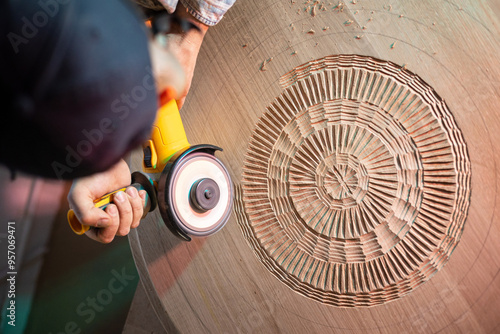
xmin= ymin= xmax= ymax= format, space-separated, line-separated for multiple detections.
xmin=135 ymin=0 xmax=236 ymax=26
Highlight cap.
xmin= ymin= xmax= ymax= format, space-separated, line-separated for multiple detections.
xmin=0 ymin=0 xmax=158 ymax=179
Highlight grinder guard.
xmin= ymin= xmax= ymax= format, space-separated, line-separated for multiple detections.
xmin=157 ymin=144 xmax=233 ymax=241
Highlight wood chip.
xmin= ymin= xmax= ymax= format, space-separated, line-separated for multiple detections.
xmin=334 ymin=1 xmax=345 ymax=12
xmin=345 ymin=19 xmax=354 ymax=26
xmin=307 ymin=29 xmax=316 ymax=34
xmin=260 ymin=57 xmax=273 ymax=71
xmin=390 ymin=41 xmax=397 ymax=49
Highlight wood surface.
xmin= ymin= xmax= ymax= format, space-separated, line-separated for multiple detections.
xmin=127 ymin=0 xmax=500 ymax=332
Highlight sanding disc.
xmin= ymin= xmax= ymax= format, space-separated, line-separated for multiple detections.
xmin=168 ymin=152 xmax=232 ymax=236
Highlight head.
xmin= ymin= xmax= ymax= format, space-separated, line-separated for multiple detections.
xmin=1 ymin=0 xmax=158 ymax=179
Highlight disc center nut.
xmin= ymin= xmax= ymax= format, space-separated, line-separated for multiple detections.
xmin=190 ymin=178 xmax=220 ymax=212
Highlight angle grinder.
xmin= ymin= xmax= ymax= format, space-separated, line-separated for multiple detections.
xmin=141 ymin=98 xmax=233 ymax=241
xmin=67 ymin=99 xmax=233 ymax=241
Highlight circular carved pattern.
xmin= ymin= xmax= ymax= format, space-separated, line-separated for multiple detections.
xmin=237 ymin=55 xmax=471 ymax=307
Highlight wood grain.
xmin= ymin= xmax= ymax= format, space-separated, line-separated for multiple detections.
xmin=127 ymin=0 xmax=500 ymax=332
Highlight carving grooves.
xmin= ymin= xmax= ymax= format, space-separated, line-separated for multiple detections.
xmin=237 ymin=55 xmax=471 ymax=307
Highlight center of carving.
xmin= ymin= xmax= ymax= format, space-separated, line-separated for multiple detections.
xmin=325 ymin=164 xmax=357 ymax=199
xmin=314 ymin=153 xmax=369 ymax=213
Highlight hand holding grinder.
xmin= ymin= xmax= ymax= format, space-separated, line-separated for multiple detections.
xmin=67 ymin=13 xmax=233 ymax=241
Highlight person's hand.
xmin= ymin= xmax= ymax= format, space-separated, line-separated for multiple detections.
xmin=67 ymin=159 xmax=147 ymax=243
xmin=149 ymin=3 xmax=209 ymax=108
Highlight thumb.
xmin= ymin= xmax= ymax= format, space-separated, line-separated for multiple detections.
xmin=71 ymin=203 xmax=112 ymax=229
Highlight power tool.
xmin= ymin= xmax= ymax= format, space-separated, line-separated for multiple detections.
xmin=67 ymin=13 xmax=233 ymax=241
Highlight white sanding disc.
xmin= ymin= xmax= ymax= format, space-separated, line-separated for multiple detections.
xmin=170 ymin=152 xmax=231 ymax=235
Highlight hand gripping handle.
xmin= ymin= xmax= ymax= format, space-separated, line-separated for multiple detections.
xmin=67 ymin=172 xmax=157 ymax=235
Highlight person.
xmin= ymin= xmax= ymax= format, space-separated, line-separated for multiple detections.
xmin=1 ymin=0 xmax=235 ymax=243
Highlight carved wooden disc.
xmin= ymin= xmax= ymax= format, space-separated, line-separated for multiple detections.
xmin=237 ymin=55 xmax=471 ymax=307
xmin=126 ymin=1 xmax=500 ymax=332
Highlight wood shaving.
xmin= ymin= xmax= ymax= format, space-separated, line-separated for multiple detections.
xmin=312 ymin=5 xmax=317 ymax=16
xmin=334 ymin=1 xmax=345 ymax=12
xmin=260 ymin=57 xmax=273 ymax=71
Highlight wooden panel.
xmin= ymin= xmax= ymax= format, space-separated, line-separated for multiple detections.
xmin=128 ymin=1 xmax=500 ymax=332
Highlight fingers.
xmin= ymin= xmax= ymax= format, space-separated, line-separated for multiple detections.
xmin=85 ymin=188 xmax=145 ymax=243
xmin=85 ymin=204 xmax=120 ymax=244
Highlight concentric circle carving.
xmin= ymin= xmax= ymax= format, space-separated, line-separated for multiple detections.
xmin=237 ymin=55 xmax=471 ymax=307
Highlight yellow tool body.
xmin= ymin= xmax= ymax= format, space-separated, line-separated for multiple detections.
xmin=142 ymin=99 xmax=190 ymax=174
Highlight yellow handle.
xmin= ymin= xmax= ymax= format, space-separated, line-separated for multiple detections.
xmin=142 ymin=99 xmax=190 ymax=173
xmin=67 ymin=187 xmax=128 ymax=235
